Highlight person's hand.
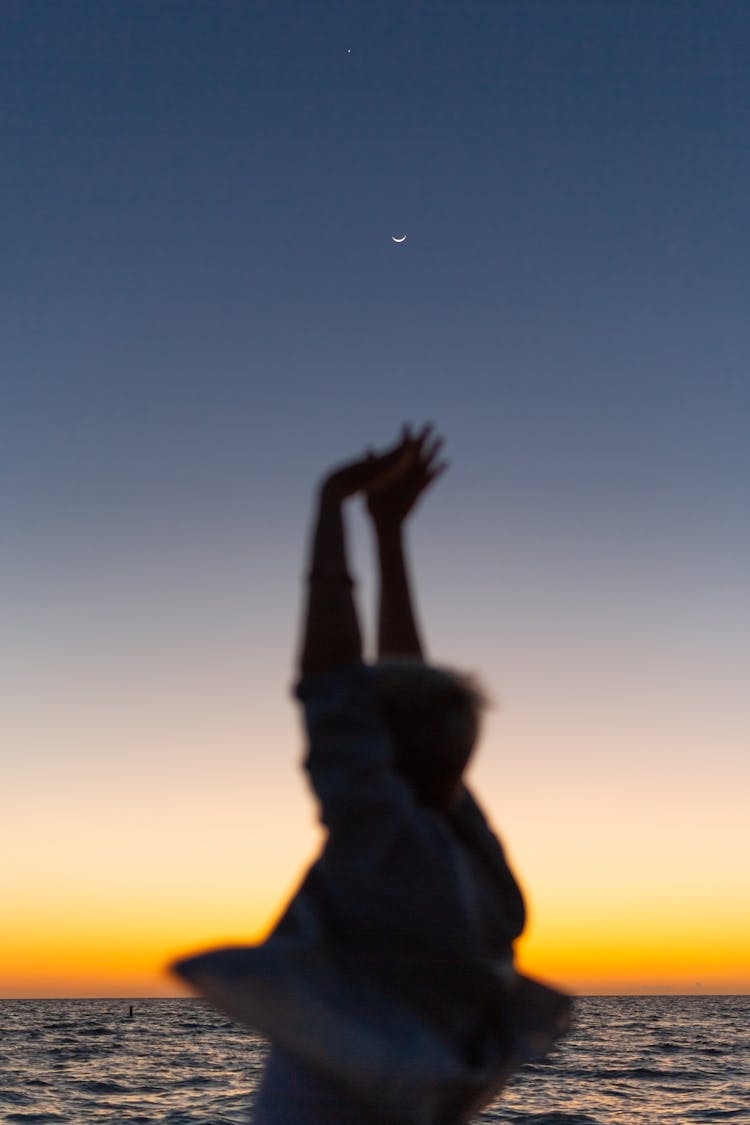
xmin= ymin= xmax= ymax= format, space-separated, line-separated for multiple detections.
xmin=366 ymin=424 xmax=448 ymax=526
xmin=320 ymin=432 xmax=417 ymax=502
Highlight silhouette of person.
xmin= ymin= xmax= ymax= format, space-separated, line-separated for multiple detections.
xmin=174 ymin=425 xmax=569 ymax=1124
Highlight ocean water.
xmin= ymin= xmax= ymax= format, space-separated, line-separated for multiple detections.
xmin=0 ymin=996 xmax=747 ymax=1124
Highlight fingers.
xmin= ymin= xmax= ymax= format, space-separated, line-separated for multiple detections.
xmin=362 ymin=423 xmax=448 ymax=493
xmin=394 ymin=422 xmax=436 ymax=454
xmin=425 ymin=457 xmax=450 ymax=485
xmin=422 ymin=434 xmax=444 ymax=468
xmin=404 ymin=424 xmax=446 ymax=476
xmin=395 ymin=427 xmax=448 ymax=485
xmin=364 ymin=444 xmax=416 ymax=495
xmin=397 ymin=428 xmax=448 ymax=493
xmin=387 ymin=423 xmax=442 ymax=463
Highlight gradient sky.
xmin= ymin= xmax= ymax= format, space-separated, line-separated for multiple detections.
xmin=3 ymin=2 xmax=748 ymax=997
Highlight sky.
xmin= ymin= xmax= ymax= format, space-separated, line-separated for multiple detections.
xmin=2 ymin=1 xmax=748 ymax=997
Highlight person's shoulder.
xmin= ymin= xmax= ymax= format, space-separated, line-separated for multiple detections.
xmin=294 ymin=663 xmax=375 ymax=703
xmin=450 ymin=785 xmax=488 ymax=827
xmin=295 ymin=665 xmax=387 ymax=743
xmin=450 ymin=787 xmax=508 ymax=860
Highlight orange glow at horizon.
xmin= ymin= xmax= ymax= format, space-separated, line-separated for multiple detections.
xmin=3 ymin=916 xmax=747 ymax=999
xmin=3 ymin=619 xmax=747 ymax=1000
xmin=3 ymin=824 xmax=748 ymax=998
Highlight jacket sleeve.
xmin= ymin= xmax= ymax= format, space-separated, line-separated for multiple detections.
xmin=295 ymin=663 xmax=415 ymax=833
xmin=295 ymin=664 xmax=475 ymax=956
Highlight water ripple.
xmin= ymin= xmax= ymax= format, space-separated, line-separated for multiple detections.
xmin=0 ymin=997 xmax=747 ymax=1124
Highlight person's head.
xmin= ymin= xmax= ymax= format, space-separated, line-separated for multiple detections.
xmin=372 ymin=659 xmax=489 ymax=811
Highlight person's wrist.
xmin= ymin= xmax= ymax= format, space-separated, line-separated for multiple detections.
xmin=372 ymin=512 xmax=404 ymax=536
xmin=319 ymin=477 xmax=347 ymax=504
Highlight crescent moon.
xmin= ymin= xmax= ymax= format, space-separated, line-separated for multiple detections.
xmin=391 ymin=234 xmax=407 ymax=243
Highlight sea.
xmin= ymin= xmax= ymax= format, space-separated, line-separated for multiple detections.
xmin=0 ymin=996 xmax=747 ymax=1124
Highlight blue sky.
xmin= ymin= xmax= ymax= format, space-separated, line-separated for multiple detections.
xmin=2 ymin=2 xmax=748 ymax=994
xmin=5 ymin=2 xmax=748 ymax=547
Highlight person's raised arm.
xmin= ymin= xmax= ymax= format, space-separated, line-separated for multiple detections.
xmin=297 ymin=439 xmax=416 ymax=679
xmin=366 ymin=425 xmax=448 ymax=661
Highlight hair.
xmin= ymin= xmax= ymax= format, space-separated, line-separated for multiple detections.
xmin=372 ymin=658 xmax=490 ymax=809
